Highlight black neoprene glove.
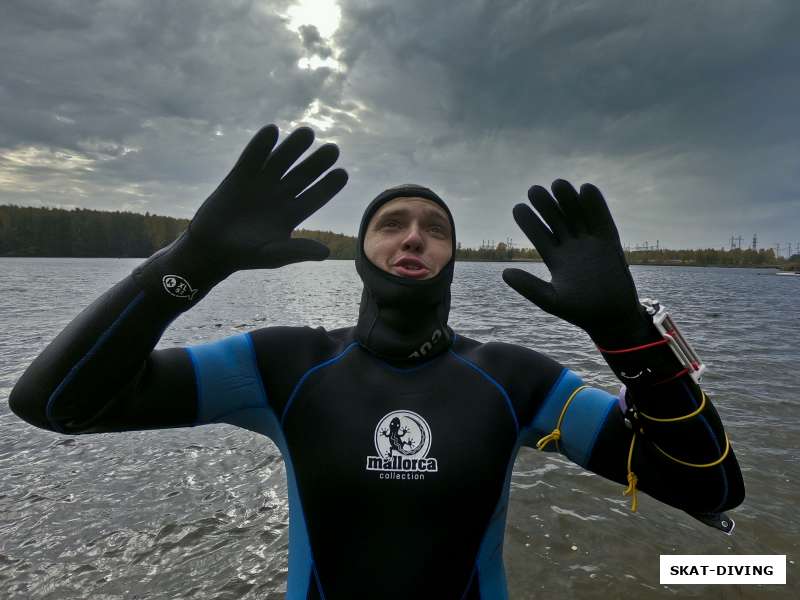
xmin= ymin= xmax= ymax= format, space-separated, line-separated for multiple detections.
xmin=503 ymin=180 xmax=655 ymax=349
xmin=133 ymin=125 xmax=348 ymax=304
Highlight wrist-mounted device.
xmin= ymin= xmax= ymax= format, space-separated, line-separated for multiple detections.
xmin=640 ymin=298 xmax=706 ymax=383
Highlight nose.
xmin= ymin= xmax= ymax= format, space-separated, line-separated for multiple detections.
xmin=401 ymin=222 xmax=424 ymax=252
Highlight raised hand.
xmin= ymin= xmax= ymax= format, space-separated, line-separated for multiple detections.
xmin=188 ymin=124 xmax=348 ymax=273
xmin=502 ymin=180 xmax=650 ymax=346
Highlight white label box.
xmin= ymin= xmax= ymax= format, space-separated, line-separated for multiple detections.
xmin=660 ymin=555 xmax=786 ymax=585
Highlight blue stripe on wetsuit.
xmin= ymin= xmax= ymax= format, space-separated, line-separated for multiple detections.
xmin=471 ymin=440 xmax=519 ymax=600
xmin=185 ymin=333 xmax=319 ymax=600
xmin=524 ymin=369 xmax=617 ymax=468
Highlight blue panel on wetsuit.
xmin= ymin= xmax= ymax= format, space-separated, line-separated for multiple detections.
xmin=474 ymin=442 xmax=518 ymax=600
xmin=187 ymin=333 xmax=317 ymax=599
xmin=527 ymin=369 xmax=617 ymax=467
xmin=186 ymin=332 xmax=269 ymax=424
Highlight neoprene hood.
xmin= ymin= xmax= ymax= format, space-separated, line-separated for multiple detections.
xmin=354 ymin=184 xmax=456 ymax=362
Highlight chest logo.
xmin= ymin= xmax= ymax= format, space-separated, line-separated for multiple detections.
xmin=366 ymin=410 xmax=438 ymax=479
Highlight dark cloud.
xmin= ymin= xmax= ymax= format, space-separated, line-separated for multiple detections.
xmin=299 ymin=24 xmax=333 ymax=58
xmin=0 ymin=0 xmax=343 ymax=188
xmin=323 ymin=0 xmax=800 ymax=249
xmin=1 ymin=0 xmax=798 ymax=250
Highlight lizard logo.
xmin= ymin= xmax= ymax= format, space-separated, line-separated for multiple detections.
xmin=366 ymin=410 xmax=438 ymax=479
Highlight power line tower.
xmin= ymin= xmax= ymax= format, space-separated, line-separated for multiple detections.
xmin=752 ymin=233 xmax=758 ymax=252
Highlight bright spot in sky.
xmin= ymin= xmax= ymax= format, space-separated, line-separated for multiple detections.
xmin=298 ymin=55 xmax=341 ymax=70
xmin=282 ymin=0 xmax=344 ymax=72
xmin=295 ymin=99 xmax=336 ymax=131
xmin=284 ymin=0 xmax=341 ymax=39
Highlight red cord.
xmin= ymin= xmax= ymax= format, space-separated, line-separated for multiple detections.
xmin=597 ymin=338 xmax=669 ymax=354
xmin=653 ymin=367 xmax=691 ymax=386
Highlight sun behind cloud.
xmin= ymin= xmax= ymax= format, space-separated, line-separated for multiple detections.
xmin=284 ymin=0 xmax=341 ymax=39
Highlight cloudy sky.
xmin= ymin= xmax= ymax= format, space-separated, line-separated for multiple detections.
xmin=2 ymin=0 xmax=799 ymax=252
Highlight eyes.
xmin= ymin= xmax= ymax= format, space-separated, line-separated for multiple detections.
xmin=380 ymin=219 xmax=448 ymax=238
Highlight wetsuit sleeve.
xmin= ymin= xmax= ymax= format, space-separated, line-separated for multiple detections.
xmin=8 ymin=235 xmax=228 ymax=434
xmin=521 ymin=364 xmax=745 ymax=517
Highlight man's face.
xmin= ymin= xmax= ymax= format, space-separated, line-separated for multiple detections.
xmin=363 ymin=197 xmax=453 ymax=279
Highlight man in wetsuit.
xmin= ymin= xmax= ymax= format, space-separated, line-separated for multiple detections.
xmin=9 ymin=125 xmax=744 ymax=599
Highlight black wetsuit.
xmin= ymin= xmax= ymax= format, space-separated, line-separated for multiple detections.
xmin=9 ymin=185 xmax=745 ymax=600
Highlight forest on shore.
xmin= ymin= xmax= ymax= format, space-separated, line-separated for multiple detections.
xmin=1 ymin=204 xmax=797 ymax=269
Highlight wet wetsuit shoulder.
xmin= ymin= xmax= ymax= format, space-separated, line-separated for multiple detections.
xmin=201 ymin=330 xmax=571 ymax=600
xmin=183 ymin=325 xmax=351 ymax=435
xmin=448 ymin=334 xmax=624 ymax=472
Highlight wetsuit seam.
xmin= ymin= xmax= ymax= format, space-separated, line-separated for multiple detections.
xmin=281 ymin=342 xmax=359 ymax=426
xmin=585 ymin=393 xmax=617 ymax=461
xmin=249 ymin=388 xmax=323 ymax=600
xmin=245 ymin=332 xmax=271 ymax=411
xmin=186 ymin=348 xmax=202 ymax=426
xmin=448 ymin=349 xmax=519 ymax=436
xmin=312 ymin=562 xmax=327 ymax=600
xmin=463 ymin=438 xmax=521 ymax=600
xmin=518 ymin=367 xmax=569 ymax=444
xmin=459 ymin=564 xmax=478 ymax=600
xmin=45 ymin=291 xmax=146 ymax=432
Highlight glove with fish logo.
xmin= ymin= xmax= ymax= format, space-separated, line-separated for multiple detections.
xmin=133 ymin=125 xmax=348 ymax=303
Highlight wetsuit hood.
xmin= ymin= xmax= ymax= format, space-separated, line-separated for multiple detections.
xmin=355 ymin=184 xmax=456 ymax=362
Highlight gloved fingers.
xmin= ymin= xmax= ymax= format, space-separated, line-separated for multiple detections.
xmin=277 ymin=143 xmax=341 ymax=199
xmin=502 ymin=268 xmax=558 ymax=315
xmin=579 ymin=183 xmax=622 ymax=242
xmin=551 ymin=179 xmax=589 ymax=236
xmin=290 ymin=168 xmax=349 ymax=224
xmin=260 ymin=127 xmax=316 ymax=182
xmin=257 ymin=238 xmax=331 ymax=268
xmin=229 ymin=125 xmax=279 ymax=177
xmin=527 ymin=185 xmax=571 ymax=242
xmin=512 ymin=203 xmax=557 ymax=266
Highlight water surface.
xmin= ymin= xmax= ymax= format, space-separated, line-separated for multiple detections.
xmin=0 ymin=258 xmax=797 ymax=598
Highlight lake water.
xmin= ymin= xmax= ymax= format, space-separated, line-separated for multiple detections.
xmin=0 ymin=258 xmax=797 ymax=599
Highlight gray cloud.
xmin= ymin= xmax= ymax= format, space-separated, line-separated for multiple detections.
xmin=1 ymin=0 xmax=798 ymax=251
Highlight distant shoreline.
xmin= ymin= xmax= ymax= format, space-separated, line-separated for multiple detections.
xmin=0 ymin=255 xmax=790 ymax=269
xmin=3 ymin=205 xmax=796 ymax=269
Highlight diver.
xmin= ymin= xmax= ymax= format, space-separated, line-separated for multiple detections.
xmin=9 ymin=124 xmax=744 ymax=599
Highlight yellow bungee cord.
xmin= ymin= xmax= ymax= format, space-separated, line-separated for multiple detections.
xmin=537 ymin=387 xmax=730 ymax=512
xmin=535 ymin=385 xmax=588 ymax=452
xmin=622 ymin=390 xmax=731 ymax=511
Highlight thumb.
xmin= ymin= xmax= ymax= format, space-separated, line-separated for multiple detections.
xmin=502 ymin=268 xmax=558 ymax=315
xmin=255 ymin=238 xmax=330 ymax=268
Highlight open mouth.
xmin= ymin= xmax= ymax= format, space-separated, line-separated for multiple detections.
xmin=392 ymin=257 xmax=431 ymax=278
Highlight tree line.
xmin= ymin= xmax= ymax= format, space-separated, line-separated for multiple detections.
xmin=0 ymin=205 xmax=188 ymax=258
xmin=0 ymin=205 xmax=540 ymax=261
xmin=0 ymin=205 xmax=795 ymax=269
xmin=623 ymin=247 xmax=795 ymax=268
